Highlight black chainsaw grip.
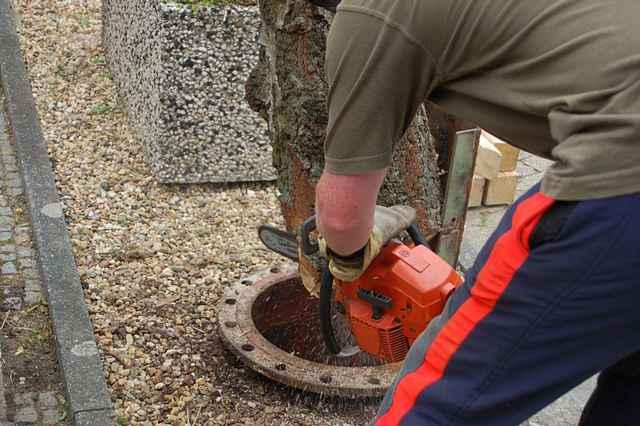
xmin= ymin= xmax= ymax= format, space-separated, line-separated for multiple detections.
xmin=320 ymin=264 xmax=341 ymax=355
xmin=407 ymin=223 xmax=430 ymax=248
xmin=300 ymin=216 xmax=319 ymax=256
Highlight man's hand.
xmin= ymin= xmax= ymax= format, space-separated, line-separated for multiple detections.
xmin=315 ymin=169 xmax=387 ymax=256
xmin=299 ymin=205 xmax=416 ymax=294
xmin=298 ymin=167 xmax=389 ymax=295
xmin=320 ymin=205 xmax=416 ymax=282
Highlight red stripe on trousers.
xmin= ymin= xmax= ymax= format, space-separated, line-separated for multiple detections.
xmin=375 ymin=193 xmax=555 ymax=426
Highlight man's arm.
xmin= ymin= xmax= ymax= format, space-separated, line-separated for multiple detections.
xmin=315 ymin=168 xmax=387 ymax=256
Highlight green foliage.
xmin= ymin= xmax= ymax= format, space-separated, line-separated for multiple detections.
xmin=88 ymin=55 xmax=106 ymax=66
xmin=71 ymin=12 xmax=91 ymax=28
xmin=88 ymin=103 xmax=115 ymax=115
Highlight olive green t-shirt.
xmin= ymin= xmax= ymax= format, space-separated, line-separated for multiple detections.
xmin=324 ymin=0 xmax=640 ymax=200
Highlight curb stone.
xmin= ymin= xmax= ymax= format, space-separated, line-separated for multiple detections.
xmin=0 ymin=2 xmax=115 ymax=425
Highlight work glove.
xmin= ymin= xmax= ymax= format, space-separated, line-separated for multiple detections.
xmin=299 ymin=205 xmax=416 ymax=295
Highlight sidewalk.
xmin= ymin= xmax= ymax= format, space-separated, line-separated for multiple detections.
xmin=0 ymin=96 xmax=67 ymax=424
xmin=460 ymin=153 xmax=596 ymax=426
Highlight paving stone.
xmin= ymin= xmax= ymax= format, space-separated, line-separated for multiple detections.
xmin=21 ymin=268 xmax=38 ymax=279
xmin=37 ymin=391 xmax=58 ymax=409
xmin=0 ymin=232 xmax=11 ymax=242
xmin=41 ymin=409 xmax=60 ymax=424
xmin=517 ymin=172 xmax=544 ymax=194
xmin=0 ymin=244 xmax=15 ymax=253
xmin=16 ymin=247 xmax=32 ymax=258
xmin=0 ymin=217 xmax=12 ymax=226
xmin=2 ymin=298 xmax=21 ymax=311
xmin=14 ymin=234 xmax=29 ymax=245
xmin=0 ymin=207 xmax=11 ymax=216
xmin=527 ymin=377 xmax=595 ymax=425
xmin=23 ymin=291 xmax=41 ymax=306
xmin=521 ymin=155 xmax=553 ymax=173
xmin=19 ymin=258 xmax=34 ymax=268
xmin=1 ymin=262 xmax=16 ymax=274
xmin=14 ymin=406 xmax=37 ymax=423
xmin=24 ymin=280 xmax=40 ymax=292
xmin=9 ymin=187 xmax=23 ymax=196
xmin=0 ymin=196 xmax=7 ymax=206
xmin=14 ymin=393 xmax=35 ymax=406
xmin=0 ymin=253 xmax=16 ymax=261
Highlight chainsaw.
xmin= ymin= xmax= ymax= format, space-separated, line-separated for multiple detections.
xmin=258 ymin=217 xmax=463 ymax=363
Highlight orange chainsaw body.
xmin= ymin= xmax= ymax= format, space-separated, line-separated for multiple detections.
xmin=335 ymin=241 xmax=463 ymax=363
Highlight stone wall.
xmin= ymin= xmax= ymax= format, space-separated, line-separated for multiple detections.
xmin=103 ymin=0 xmax=275 ymax=183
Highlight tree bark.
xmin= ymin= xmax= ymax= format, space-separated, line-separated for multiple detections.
xmin=246 ymin=0 xmax=444 ymax=282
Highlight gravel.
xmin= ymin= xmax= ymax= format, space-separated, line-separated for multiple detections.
xmin=12 ymin=1 xmax=377 ymax=424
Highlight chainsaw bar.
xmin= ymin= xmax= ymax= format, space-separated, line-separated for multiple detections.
xmin=258 ymin=225 xmax=299 ymax=262
xmin=258 ymin=224 xmax=361 ymax=358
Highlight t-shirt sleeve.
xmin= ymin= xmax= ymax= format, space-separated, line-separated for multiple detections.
xmin=324 ymin=7 xmax=440 ymax=175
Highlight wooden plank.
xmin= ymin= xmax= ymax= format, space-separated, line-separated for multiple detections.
xmin=483 ymin=132 xmax=520 ymax=172
xmin=468 ymin=175 xmax=485 ymax=208
xmin=474 ymin=134 xmax=502 ymax=179
xmin=484 ymin=171 xmax=518 ymax=206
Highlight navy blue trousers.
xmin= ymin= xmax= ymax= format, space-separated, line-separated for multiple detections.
xmin=373 ymin=184 xmax=640 ymax=425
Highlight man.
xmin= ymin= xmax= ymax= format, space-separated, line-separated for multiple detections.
xmin=309 ymin=0 xmax=640 ymax=425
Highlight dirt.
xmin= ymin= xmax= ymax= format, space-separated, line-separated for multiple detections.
xmin=0 ymin=291 xmax=69 ymax=424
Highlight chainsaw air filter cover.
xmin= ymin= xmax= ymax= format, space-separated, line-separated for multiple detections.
xmin=336 ymin=242 xmax=463 ymax=363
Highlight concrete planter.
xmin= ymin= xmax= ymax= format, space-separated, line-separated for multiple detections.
xmin=103 ymin=0 xmax=275 ymax=183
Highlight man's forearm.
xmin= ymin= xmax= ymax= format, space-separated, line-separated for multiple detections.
xmin=315 ymin=168 xmax=387 ymax=256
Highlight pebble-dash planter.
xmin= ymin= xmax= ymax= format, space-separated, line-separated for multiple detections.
xmin=103 ymin=0 xmax=275 ymax=183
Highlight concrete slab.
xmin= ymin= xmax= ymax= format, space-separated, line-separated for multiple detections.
xmin=74 ymin=410 xmax=117 ymax=426
xmin=525 ymin=377 xmax=596 ymax=425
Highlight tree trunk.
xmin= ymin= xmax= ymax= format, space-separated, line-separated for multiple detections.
xmin=246 ymin=0 xmax=444 ymax=283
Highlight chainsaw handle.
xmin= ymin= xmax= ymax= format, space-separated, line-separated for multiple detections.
xmin=302 ymin=217 xmax=429 ymax=255
xmin=407 ymin=223 xmax=430 ymax=249
xmin=300 ymin=216 xmax=319 ymax=256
